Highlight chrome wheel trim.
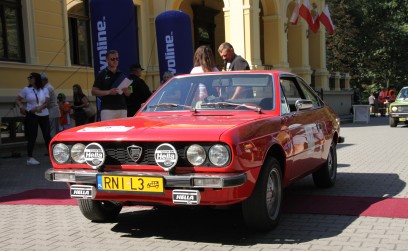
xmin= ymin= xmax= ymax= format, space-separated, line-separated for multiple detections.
xmin=266 ymin=168 xmax=281 ymax=220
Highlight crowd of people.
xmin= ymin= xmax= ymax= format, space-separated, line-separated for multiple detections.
xmin=16 ymin=42 xmax=248 ymax=165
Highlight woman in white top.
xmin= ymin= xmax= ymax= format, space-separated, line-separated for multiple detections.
xmin=16 ymin=72 xmax=51 ymax=165
xmin=190 ymin=46 xmax=219 ymax=105
xmin=190 ymin=45 xmax=219 ymax=73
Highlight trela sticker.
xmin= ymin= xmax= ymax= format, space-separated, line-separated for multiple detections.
xmin=84 ymin=143 xmax=105 ymax=169
xmin=154 ymin=143 xmax=178 ymax=171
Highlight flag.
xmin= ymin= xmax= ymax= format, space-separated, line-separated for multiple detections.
xmin=299 ymin=0 xmax=315 ymax=31
xmin=290 ymin=0 xmax=300 ymax=25
xmin=320 ymin=4 xmax=334 ymax=34
xmin=311 ymin=5 xmax=320 ymax=33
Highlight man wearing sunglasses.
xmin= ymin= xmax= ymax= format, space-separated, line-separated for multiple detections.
xmin=92 ymin=49 xmax=130 ymax=121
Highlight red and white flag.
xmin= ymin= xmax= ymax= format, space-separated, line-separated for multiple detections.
xmin=311 ymin=5 xmax=320 ymax=33
xmin=299 ymin=0 xmax=315 ymax=31
xmin=320 ymin=4 xmax=335 ymax=34
xmin=290 ymin=0 xmax=300 ymax=25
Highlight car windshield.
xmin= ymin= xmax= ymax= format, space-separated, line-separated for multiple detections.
xmin=397 ymin=88 xmax=408 ymax=100
xmin=142 ymin=73 xmax=274 ymax=112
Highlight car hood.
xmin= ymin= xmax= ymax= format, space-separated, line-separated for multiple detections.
xmin=53 ymin=114 xmax=266 ymax=142
xmin=393 ymin=98 xmax=408 ymax=105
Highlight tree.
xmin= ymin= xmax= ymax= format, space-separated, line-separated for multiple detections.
xmin=326 ymin=0 xmax=408 ymax=92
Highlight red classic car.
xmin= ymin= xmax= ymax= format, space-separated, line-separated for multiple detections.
xmin=45 ymin=71 xmax=344 ymax=231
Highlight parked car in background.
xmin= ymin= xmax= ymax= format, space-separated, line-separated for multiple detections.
xmin=45 ymin=70 xmax=344 ymax=231
xmin=389 ymin=87 xmax=408 ymax=127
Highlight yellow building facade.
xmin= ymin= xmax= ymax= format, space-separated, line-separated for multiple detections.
xmin=0 ymin=0 xmax=351 ymax=121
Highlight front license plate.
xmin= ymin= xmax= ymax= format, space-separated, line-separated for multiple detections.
xmin=97 ymin=175 xmax=164 ymax=193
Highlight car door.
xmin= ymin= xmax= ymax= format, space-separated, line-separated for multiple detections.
xmin=279 ymin=75 xmax=324 ymax=180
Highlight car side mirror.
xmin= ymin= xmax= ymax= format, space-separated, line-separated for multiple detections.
xmin=295 ymin=99 xmax=313 ymax=111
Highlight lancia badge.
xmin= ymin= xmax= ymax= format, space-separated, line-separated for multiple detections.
xmin=127 ymin=145 xmax=142 ymax=162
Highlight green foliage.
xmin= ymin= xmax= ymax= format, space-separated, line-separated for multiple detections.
xmin=326 ymin=0 xmax=408 ymax=92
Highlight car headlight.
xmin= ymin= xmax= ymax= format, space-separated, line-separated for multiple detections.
xmin=391 ymin=106 xmax=398 ymax=112
xmin=209 ymin=144 xmax=229 ymax=166
xmin=186 ymin=144 xmax=206 ymax=166
xmin=71 ymin=143 xmax=86 ymax=163
xmin=53 ymin=143 xmax=70 ymax=163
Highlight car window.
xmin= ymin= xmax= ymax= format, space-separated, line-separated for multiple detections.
xmin=296 ymin=77 xmax=322 ymax=108
xmin=279 ymin=77 xmax=302 ymax=112
xmin=280 ymin=84 xmax=290 ymax=114
xmin=397 ymin=88 xmax=408 ymax=99
xmin=142 ymin=74 xmax=275 ymax=112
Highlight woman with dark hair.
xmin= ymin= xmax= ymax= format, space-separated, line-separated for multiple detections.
xmin=72 ymin=84 xmax=94 ymax=126
xmin=190 ymin=45 xmax=219 ymax=73
xmin=16 ymin=72 xmax=51 ymax=165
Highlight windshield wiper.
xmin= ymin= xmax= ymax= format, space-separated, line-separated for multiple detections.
xmin=201 ymin=102 xmax=261 ymax=112
xmin=149 ymin=103 xmax=196 ymax=112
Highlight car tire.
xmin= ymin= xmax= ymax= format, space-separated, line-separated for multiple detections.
xmin=313 ymin=141 xmax=337 ymax=188
xmin=242 ymin=157 xmax=282 ymax=231
xmin=78 ymin=199 xmax=122 ymax=222
xmin=389 ymin=117 xmax=398 ymax=127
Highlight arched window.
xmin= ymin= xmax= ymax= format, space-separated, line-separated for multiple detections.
xmin=0 ymin=0 xmax=25 ymax=62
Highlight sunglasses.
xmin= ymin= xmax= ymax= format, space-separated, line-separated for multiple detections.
xmin=109 ymin=57 xmax=119 ymax=61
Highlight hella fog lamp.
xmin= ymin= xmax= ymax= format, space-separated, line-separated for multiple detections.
xmin=209 ymin=144 xmax=229 ymax=166
xmin=71 ymin=143 xmax=86 ymax=163
xmin=53 ymin=143 xmax=70 ymax=163
xmin=186 ymin=144 xmax=206 ymax=166
xmin=193 ymin=178 xmax=222 ymax=188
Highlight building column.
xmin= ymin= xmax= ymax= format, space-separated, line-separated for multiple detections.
xmin=288 ymin=21 xmax=312 ymax=83
xmin=263 ymin=15 xmax=289 ymax=70
xmin=344 ymin=73 xmax=351 ymax=89
xmin=308 ymin=28 xmax=330 ymax=90
xmin=223 ymin=0 xmax=262 ymax=69
xmin=333 ymin=72 xmax=341 ymax=91
xmin=243 ymin=1 xmax=262 ymax=69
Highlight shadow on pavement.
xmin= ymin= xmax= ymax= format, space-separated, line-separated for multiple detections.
xmin=109 ymin=171 xmax=405 ymax=245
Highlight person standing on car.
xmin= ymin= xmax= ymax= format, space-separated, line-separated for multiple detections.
xmin=126 ymin=63 xmax=152 ymax=117
xmin=16 ymin=73 xmax=51 ymax=165
xmin=92 ymin=50 xmax=130 ymax=121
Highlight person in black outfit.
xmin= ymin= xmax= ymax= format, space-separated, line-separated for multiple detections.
xmin=126 ymin=63 xmax=152 ymax=116
xmin=72 ymin=84 xmax=93 ymax=126
xmin=218 ymin=42 xmax=251 ymax=99
xmin=218 ymin=42 xmax=250 ymax=71
xmin=91 ymin=50 xmax=130 ymax=121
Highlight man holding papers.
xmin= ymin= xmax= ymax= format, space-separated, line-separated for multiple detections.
xmin=92 ymin=50 xmax=131 ymax=121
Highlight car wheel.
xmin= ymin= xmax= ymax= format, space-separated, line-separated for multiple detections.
xmin=78 ymin=199 xmax=122 ymax=222
xmin=389 ymin=117 xmax=398 ymax=127
xmin=242 ymin=157 xmax=282 ymax=231
xmin=313 ymin=141 xmax=337 ymax=188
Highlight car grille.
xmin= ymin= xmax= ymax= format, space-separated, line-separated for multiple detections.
xmin=395 ymin=106 xmax=408 ymax=112
xmin=102 ymin=142 xmax=190 ymax=166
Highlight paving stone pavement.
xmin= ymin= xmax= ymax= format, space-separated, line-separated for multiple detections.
xmin=0 ymin=116 xmax=408 ymax=251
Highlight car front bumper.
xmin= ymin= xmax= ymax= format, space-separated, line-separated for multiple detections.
xmin=389 ymin=112 xmax=408 ymax=118
xmin=45 ymin=168 xmax=250 ymax=205
xmin=45 ymin=168 xmax=247 ymax=188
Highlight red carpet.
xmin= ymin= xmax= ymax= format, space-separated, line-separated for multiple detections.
xmin=1 ymin=189 xmax=407 ymax=218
